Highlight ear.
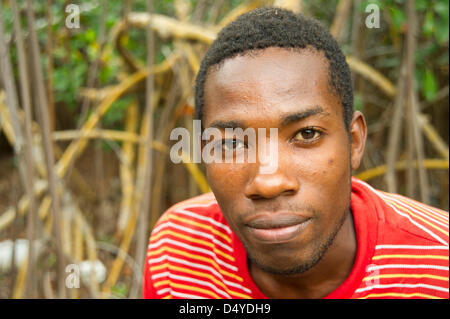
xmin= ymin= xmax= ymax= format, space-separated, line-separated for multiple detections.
xmin=349 ymin=111 xmax=367 ymax=171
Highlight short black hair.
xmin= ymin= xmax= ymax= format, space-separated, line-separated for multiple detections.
xmin=194 ymin=7 xmax=353 ymax=131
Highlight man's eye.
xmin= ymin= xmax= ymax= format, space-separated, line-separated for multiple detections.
xmin=294 ymin=128 xmax=322 ymax=142
xmin=222 ymin=139 xmax=245 ymax=151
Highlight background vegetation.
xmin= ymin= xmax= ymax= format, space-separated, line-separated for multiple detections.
xmin=0 ymin=0 xmax=448 ymax=299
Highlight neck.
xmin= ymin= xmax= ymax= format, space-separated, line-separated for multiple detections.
xmin=249 ymin=210 xmax=357 ymax=299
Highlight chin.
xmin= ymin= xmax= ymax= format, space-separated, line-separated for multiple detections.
xmin=251 ymin=255 xmax=321 ymax=276
xmin=245 ymin=215 xmax=345 ymax=276
xmin=247 ymin=244 xmax=322 ymax=276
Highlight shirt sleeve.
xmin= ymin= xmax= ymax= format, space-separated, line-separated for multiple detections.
xmin=142 ymin=240 xmax=158 ymax=299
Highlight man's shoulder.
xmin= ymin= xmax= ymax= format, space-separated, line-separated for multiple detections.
xmin=350 ymin=181 xmax=448 ymax=299
xmin=144 ymin=194 xmax=249 ymax=299
xmin=157 ymin=192 xmax=222 ymax=223
xmin=375 ymin=189 xmax=449 ymax=247
xmin=352 ymin=178 xmax=448 ymax=246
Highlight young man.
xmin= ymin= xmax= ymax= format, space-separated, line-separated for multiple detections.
xmin=143 ymin=8 xmax=449 ymax=299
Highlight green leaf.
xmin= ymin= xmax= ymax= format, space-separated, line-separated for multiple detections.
xmin=434 ymin=0 xmax=449 ymax=44
xmin=415 ymin=0 xmax=428 ymax=11
xmin=102 ymin=97 xmax=132 ymax=127
xmin=422 ymin=10 xmax=434 ymax=37
xmin=434 ymin=1 xmax=449 ymax=20
xmin=112 ymin=282 xmax=129 ymax=298
xmin=389 ymin=7 xmax=406 ymax=31
xmin=435 ymin=18 xmax=449 ymax=44
xmin=84 ymin=28 xmax=96 ymax=43
xmin=422 ymin=68 xmax=438 ymax=102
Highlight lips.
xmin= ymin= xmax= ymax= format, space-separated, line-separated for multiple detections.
xmin=245 ymin=213 xmax=312 ymax=243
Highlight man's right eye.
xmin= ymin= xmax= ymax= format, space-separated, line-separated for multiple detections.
xmin=221 ymin=139 xmax=245 ymax=152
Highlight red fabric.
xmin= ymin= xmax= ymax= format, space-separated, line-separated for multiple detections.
xmin=143 ymin=178 xmax=449 ymax=299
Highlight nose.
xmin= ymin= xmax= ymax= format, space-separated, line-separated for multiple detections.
xmin=244 ymin=166 xmax=299 ymax=200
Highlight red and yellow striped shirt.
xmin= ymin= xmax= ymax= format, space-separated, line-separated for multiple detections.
xmin=143 ymin=177 xmax=449 ymax=299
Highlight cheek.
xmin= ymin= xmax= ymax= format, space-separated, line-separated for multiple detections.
xmin=206 ymin=163 xmax=251 ymax=231
xmin=298 ymin=149 xmax=347 ymax=180
xmin=206 ymin=163 xmax=249 ymax=198
xmin=293 ymin=140 xmax=351 ymax=205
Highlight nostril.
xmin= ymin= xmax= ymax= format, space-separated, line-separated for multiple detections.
xmin=281 ymin=189 xmax=297 ymax=197
xmin=248 ymin=194 xmax=264 ymax=201
xmin=247 ymin=188 xmax=297 ymax=201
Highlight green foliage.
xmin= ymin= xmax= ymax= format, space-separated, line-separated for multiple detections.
xmin=416 ymin=0 xmax=448 ymax=102
xmin=112 ymin=282 xmax=129 ymax=298
xmin=388 ymin=5 xmax=406 ymax=31
xmin=422 ymin=68 xmax=438 ymax=102
xmin=102 ymin=96 xmax=133 ymax=128
xmin=382 ymin=0 xmax=448 ymax=102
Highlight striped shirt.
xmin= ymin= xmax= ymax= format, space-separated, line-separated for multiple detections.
xmin=143 ymin=177 xmax=449 ymax=299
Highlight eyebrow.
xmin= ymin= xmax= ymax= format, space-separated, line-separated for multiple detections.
xmin=280 ymin=106 xmax=330 ymax=127
xmin=208 ymin=120 xmax=245 ymax=130
xmin=206 ymin=106 xmax=330 ymax=130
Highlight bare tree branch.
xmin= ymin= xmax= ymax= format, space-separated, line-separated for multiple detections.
xmin=25 ymin=0 xmax=66 ymax=298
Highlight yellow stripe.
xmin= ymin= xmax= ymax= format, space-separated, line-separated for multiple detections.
xmin=363 ymin=274 xmax=449 ymax=282
xmin=359 ymin=292 xmax=442 ymax=299
xmin=154 ymin=279 xmax=221 ymax=298
xmin=149 ymin=246 xmax=244 ymax=282
xmin=154 ymin=279 xmax=170 ymax=288
xmin=389 ymin=194 xmax=449 ymax=225
xmin=151 ymin=229 xmax=235 ymax=262
xmin=373 ymin=254 xmax=449 ymax=261
xmin=168 ymin=265 xmax=251 ymax=299
xmin=171 ymin=281 xmax=221 ymax=298
xmin=385 ymin=199 xmax=449 ymax=236
xmin=151 ymin=263 xmax=251 ymax=299
xmin=159 ymin=214 xmax=170 ymax=223
xmin=385 ymin=195 xmax=450 ymax=227
xmin=150 ymin=263 xmax=168 ymax=273
xmin=169 ymin=215 xmax=232 ymax=243
xmin=162 ymin=295 xmax=172 ymax=299
xmin=382 ymin=190 xmax=448 ymax=217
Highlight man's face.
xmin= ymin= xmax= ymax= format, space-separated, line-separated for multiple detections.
xmin=202 ymin=47 xmax=365 ymax=275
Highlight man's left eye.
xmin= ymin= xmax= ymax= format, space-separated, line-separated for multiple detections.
xmin=293 ymin=128 xmax=322 ymax=142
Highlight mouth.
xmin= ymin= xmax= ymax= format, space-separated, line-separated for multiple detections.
xmin=244 ymin=213 xmax=312 ymax=243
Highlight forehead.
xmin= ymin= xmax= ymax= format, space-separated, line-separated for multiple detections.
xmin=203 ymin=47 xmax=342 ymax=126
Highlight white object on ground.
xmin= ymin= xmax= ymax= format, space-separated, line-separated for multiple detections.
xmin=0 ymin=239 xmax=43 ymax=272
xmin=79 ymin=259 xmax=107 ymax=284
